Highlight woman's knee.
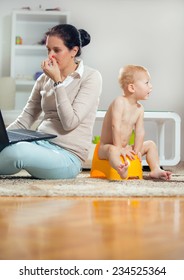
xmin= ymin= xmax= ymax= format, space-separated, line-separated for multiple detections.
xmin=1 ymin=142 xmax=33 ymax=159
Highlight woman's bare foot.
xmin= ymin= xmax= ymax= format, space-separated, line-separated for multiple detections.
xmin=117 ymin=161 xmax=129 ymax=179
xmin=149 ymin=169 xmax=172 ymax=180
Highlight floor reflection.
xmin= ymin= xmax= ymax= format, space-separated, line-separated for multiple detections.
xmin=0 ymin=197 xmax=184 ymax=259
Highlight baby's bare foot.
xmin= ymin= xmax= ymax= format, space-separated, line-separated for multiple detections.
xmin=149 ymin=169 xmax=172 ymax=180
xmin=117 ymin=162 xmax=129 ymax=179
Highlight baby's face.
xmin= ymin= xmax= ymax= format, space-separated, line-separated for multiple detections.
xmin=133 ymin=71 xmax=152 ymax=100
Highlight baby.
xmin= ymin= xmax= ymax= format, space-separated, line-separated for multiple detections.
xmin=98 ymin=65 xmax=171 ymax=180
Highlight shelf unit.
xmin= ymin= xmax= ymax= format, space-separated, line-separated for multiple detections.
xmin=10 ymin=10 xmax=70 ymax=109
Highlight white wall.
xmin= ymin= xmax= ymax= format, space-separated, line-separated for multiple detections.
xmin=0 ymin=0 xmax=184 ymax=160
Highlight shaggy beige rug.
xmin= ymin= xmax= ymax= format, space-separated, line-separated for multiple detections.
xmin=0 ymin=162 xmax=184 ymax=197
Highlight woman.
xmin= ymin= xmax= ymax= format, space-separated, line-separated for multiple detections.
xmin=0 ymin=24 xmax=102 ymax=179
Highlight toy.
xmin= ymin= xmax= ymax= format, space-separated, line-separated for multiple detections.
xmin=15 ymin=36 xmax=22 ymax=45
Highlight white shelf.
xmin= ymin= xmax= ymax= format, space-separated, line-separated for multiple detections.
xmin=15 ymin=80 xmax=35 ymax=86
xmin=13 ymin=9 xmax=70 ymax=22
xmin=15 ymin=45 xmax=46 ymax=55
xmin=10 ymin=10 xmax=70 ymax=109
xmin=15 ymin=45 xmax=45 ymax=49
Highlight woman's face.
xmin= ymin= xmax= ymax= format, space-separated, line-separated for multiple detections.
xmin=46 ymin=35 xmax=78 ymax=70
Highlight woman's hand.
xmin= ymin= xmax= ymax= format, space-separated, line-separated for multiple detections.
xmin=41 ymin=57 xmax=61 ymax=82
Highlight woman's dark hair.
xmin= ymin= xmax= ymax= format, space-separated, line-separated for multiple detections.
xmin=46 ymin=24 xmax=91 ymax=57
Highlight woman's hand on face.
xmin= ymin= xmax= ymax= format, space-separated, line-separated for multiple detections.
xmin=41 ymin=57 xmax=61 ymax=82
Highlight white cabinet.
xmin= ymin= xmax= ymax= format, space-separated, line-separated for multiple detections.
xmin=11 ymin=10 xmax=70 ymax=109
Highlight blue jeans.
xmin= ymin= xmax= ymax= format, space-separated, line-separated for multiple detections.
xmin=0 ymin=140 xmax=82 ymax=179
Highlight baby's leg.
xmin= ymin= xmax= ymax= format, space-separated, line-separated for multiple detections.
xmin=98 ymin=144 xmax=128 ymax=179
xmin=116 ymin=161 xmax=129 ymax=179
xmin=141 ymin=140 xmax=172 ymax=180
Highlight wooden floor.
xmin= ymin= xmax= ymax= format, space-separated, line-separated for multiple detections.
xmin=0 ymin=196 xmax=184 ymax=260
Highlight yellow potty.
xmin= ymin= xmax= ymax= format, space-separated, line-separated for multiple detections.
xmin=90 ymin=143 xmax=143 ymax=180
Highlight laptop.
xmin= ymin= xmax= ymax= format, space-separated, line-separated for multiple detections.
xmin=0 ymin=110 xmax=57 ymax=151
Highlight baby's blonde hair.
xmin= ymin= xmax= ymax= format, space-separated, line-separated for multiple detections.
xmin=118 ymin=65 xmax=148 ymax=92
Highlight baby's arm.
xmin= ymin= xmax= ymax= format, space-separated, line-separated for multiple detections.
xmin=111 ymin=98 xmax=124 ymax=148
xmin=133 ymin=109 xmax=145 ymax=156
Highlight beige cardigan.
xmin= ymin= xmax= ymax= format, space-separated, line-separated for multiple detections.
xmin=8 ymin=65 xmax=102 ymax=162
